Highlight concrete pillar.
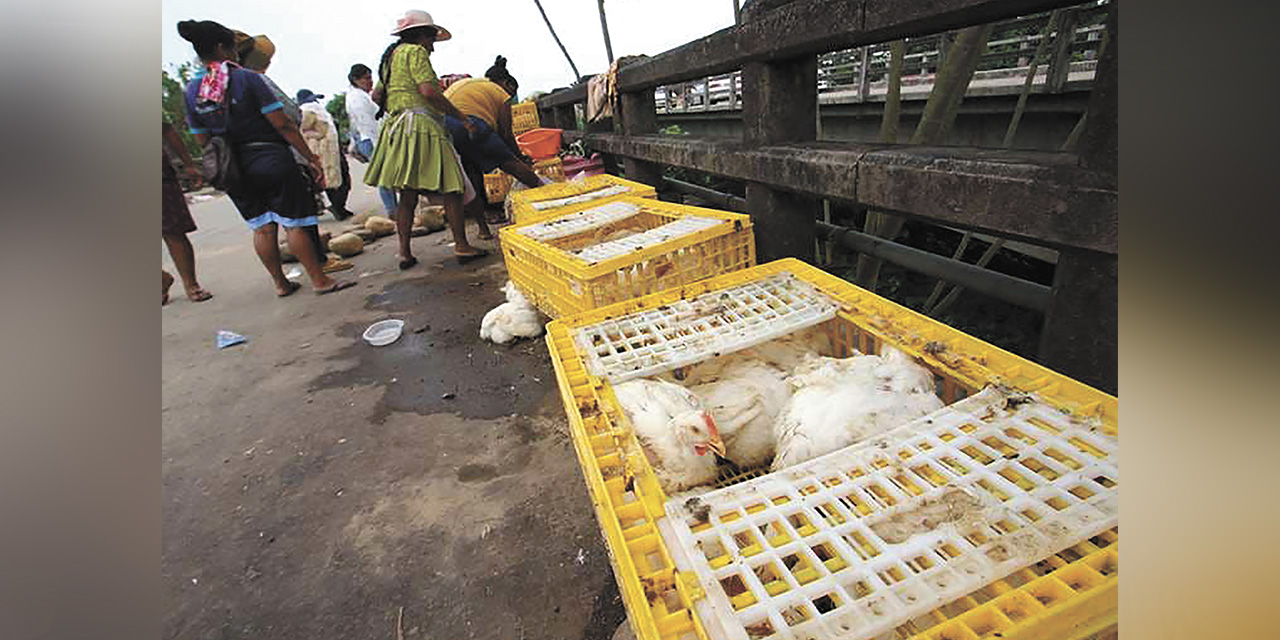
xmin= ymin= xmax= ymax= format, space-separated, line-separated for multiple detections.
xmin=1037 ymin=248 xmax=1117 ymax=394
xmin=620 ymin=89 xmax=663 ymax=186
xmin=741 ymin=54 xmax=819 ymax=262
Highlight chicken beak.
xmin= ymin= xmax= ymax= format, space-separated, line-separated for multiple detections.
xmin=703 ymin=413 xmax=727 ymax=457
xmin=707 ymin=437 xmax=727 ymax=458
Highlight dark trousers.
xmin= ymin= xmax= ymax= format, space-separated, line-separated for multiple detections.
xmin=324 ymin=150 xmax=352 ymax=213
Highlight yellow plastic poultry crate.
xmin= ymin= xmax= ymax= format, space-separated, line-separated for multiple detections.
xmin=512 ymin=100 xmax=540 ymax=136
xmin=509 ymin=173 xmax=660 ymax=225
xmin=499 ymin=197 xmax=755 ymax=319
xmin=484 ymin=156 xmax=565 ymax=203
xmin=545 ymin=259 xmax=1118 ymax=640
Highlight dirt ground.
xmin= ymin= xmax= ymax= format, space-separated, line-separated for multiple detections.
xmin=162 ymin=167 xmax=627 ymax=639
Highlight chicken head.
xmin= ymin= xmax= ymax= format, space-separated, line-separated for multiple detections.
xmin=673 ymin=410 xmax=726 ymax=457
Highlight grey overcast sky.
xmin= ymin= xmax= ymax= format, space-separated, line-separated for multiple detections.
xmin=161 ymin=0 xmax=736 ymax=102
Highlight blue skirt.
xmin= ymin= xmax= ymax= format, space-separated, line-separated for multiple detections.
xmin=229 ymin=142 xmax=319 ymax=229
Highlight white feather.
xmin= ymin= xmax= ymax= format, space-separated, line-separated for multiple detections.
xmin=480 ymin=282 xmax=544 ymax=344
xmin=664 ymin=328 xmax=835 ymax=386
xmin=771 ymin=350 xmax=944 ymax=471
xmin=689 ymin=359 xmax=789 ymax=468
xmin=611 ymin=379 xmax=719 ymax=493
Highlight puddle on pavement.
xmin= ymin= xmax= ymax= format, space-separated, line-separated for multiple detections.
xmin=307 ymin=265 xmax=556 ymax=423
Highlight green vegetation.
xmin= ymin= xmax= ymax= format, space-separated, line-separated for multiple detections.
xmin=162 ymin=62 xmax=201 ymax=159
xmin=325 ymin=93 xmax=349 ymax=144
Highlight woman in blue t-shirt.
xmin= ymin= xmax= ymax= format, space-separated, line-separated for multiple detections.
xmin=177 ymin=19 xmax=354 ymax=297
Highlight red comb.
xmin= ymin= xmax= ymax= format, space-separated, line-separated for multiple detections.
xmin=702 ymin=412 xmax=720 ymax=440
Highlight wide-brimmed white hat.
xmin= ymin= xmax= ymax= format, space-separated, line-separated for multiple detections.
xmin=390 ymin=10 xmax=452 ymax=40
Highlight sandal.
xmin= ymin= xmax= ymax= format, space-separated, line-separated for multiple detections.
xmin=276 ymin=281 xmax=302 ymax=298
xmin=314 ymin=279 xmax=357 ymax=295
xmin=162 ymin=271 xmax=174 ymax=306
xmin=399 ymin=256 xmax=419 ymax=270
xmin=454 ymin=248 xmax=490 ymax=265
xmin=186 ymin=288 xmax=213 ymax=302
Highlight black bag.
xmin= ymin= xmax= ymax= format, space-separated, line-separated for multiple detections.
xmin=199 ymin=74 xmax=242 ymax=192
xmin=201 ymin=134 xmax=242 ymax=192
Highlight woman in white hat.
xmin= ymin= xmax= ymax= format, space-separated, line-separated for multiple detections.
xmin=364 ymin=10 xmax=487 ymax=269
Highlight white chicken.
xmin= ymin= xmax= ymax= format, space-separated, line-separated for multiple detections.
xmin=669 ymin=327 xmax=835 ymax=386
xmin=480 ymin=281 xmax=544 ymax=345
xmin=610 ymin=378 xmax=726 ymax=493
xmin=743 ymin=328 xmax=836 ymax=372
xmin=771 ymin=347 xmax=944 ymax=471
xmin=689 ymin=359 xmax=789 ymax=469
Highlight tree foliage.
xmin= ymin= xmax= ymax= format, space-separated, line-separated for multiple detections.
xmin=162 ymin=61 xmax=202 ymax=159
xmin=325 ymin=93 xmax=349 ymax=144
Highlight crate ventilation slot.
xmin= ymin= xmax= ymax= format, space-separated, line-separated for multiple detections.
xmin=574 ymin=272 xmax=840 ymax=383
xmin=530 ymin=184 xmax=632 ymax=211
xmin=658 ymin=387 xmax=1119 ymax=640
xmin=573 ymin=216 xmax=724 ymax=264
xmin=517 ymin=201 xmax=643 ymax=242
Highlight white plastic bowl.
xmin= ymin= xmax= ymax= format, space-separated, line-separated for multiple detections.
xmin=362 ymin=319 xmax=405 ymax=347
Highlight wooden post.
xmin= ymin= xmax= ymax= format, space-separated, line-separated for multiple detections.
xmin=532 ymin=0 xmax=581 ymax=81
xmin=1045 ymin=8 xmax=1079 ymax=93
xmin=856 ymin=46 xmax=870 ymax=102
xmin=742 ymin=53 xmax=819 ymax=262
xmin=1077 ymin=4 xmax=1116 ymax=175
xmin=858 ymin=26 xmax=990 ymax=289
xmin=1003 ymin=11 xmax=1062 ymax=149
xmin=936 ymin=33 xmax=953 ymax=74
xmin=1037 ymin=248 xmax=1117 ymax=394
xmin=1039 ymin=5 xmax=1116 ymax=393
xmin=553 ymin=104 xmax=577 ymax=131
xmin=597 ymin=0 xmax=615 ymax=64
xmin=620 ymin=88 xmax=663 ymax=186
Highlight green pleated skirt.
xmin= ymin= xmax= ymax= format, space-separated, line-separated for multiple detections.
xmin=363 ymin=108 xmax=465 ymax=193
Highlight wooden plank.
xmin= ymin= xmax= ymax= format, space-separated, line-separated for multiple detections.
xmin=572 ymin=133 xmax=1117 ymax=253
xmin=1045 ymin=8 xmax=1079 ymax=92
xmin=856 ymin=46 xmax=871 ymax=101
xmin=537 ymin=83 xmax=586 ymax=109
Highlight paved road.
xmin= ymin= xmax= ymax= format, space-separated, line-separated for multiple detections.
xmin=162 ymin=166 xmax=626 ymax=639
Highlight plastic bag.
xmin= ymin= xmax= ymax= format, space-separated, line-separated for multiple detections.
xmin=216 ymin=330 xmax=247 ymax=349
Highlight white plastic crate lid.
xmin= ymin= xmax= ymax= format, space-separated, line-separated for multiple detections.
xmin=574 ymin=272 xmax=840 ymax=383
xmin=658 ymin=386 xmax=1118 ymax=640
xmin=517 ymin=200 xmax=643 ymax=242
xmin=572 ymin=215 xmax=724 ymax=264
xmin=529 ymin=184 xmax=631 ymax=211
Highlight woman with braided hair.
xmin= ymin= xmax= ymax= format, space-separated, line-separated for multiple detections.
xmin=177 ymin=19 xmax=354 ymax=296
xmin=364 ymin=10 xmax=488 ymax=269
